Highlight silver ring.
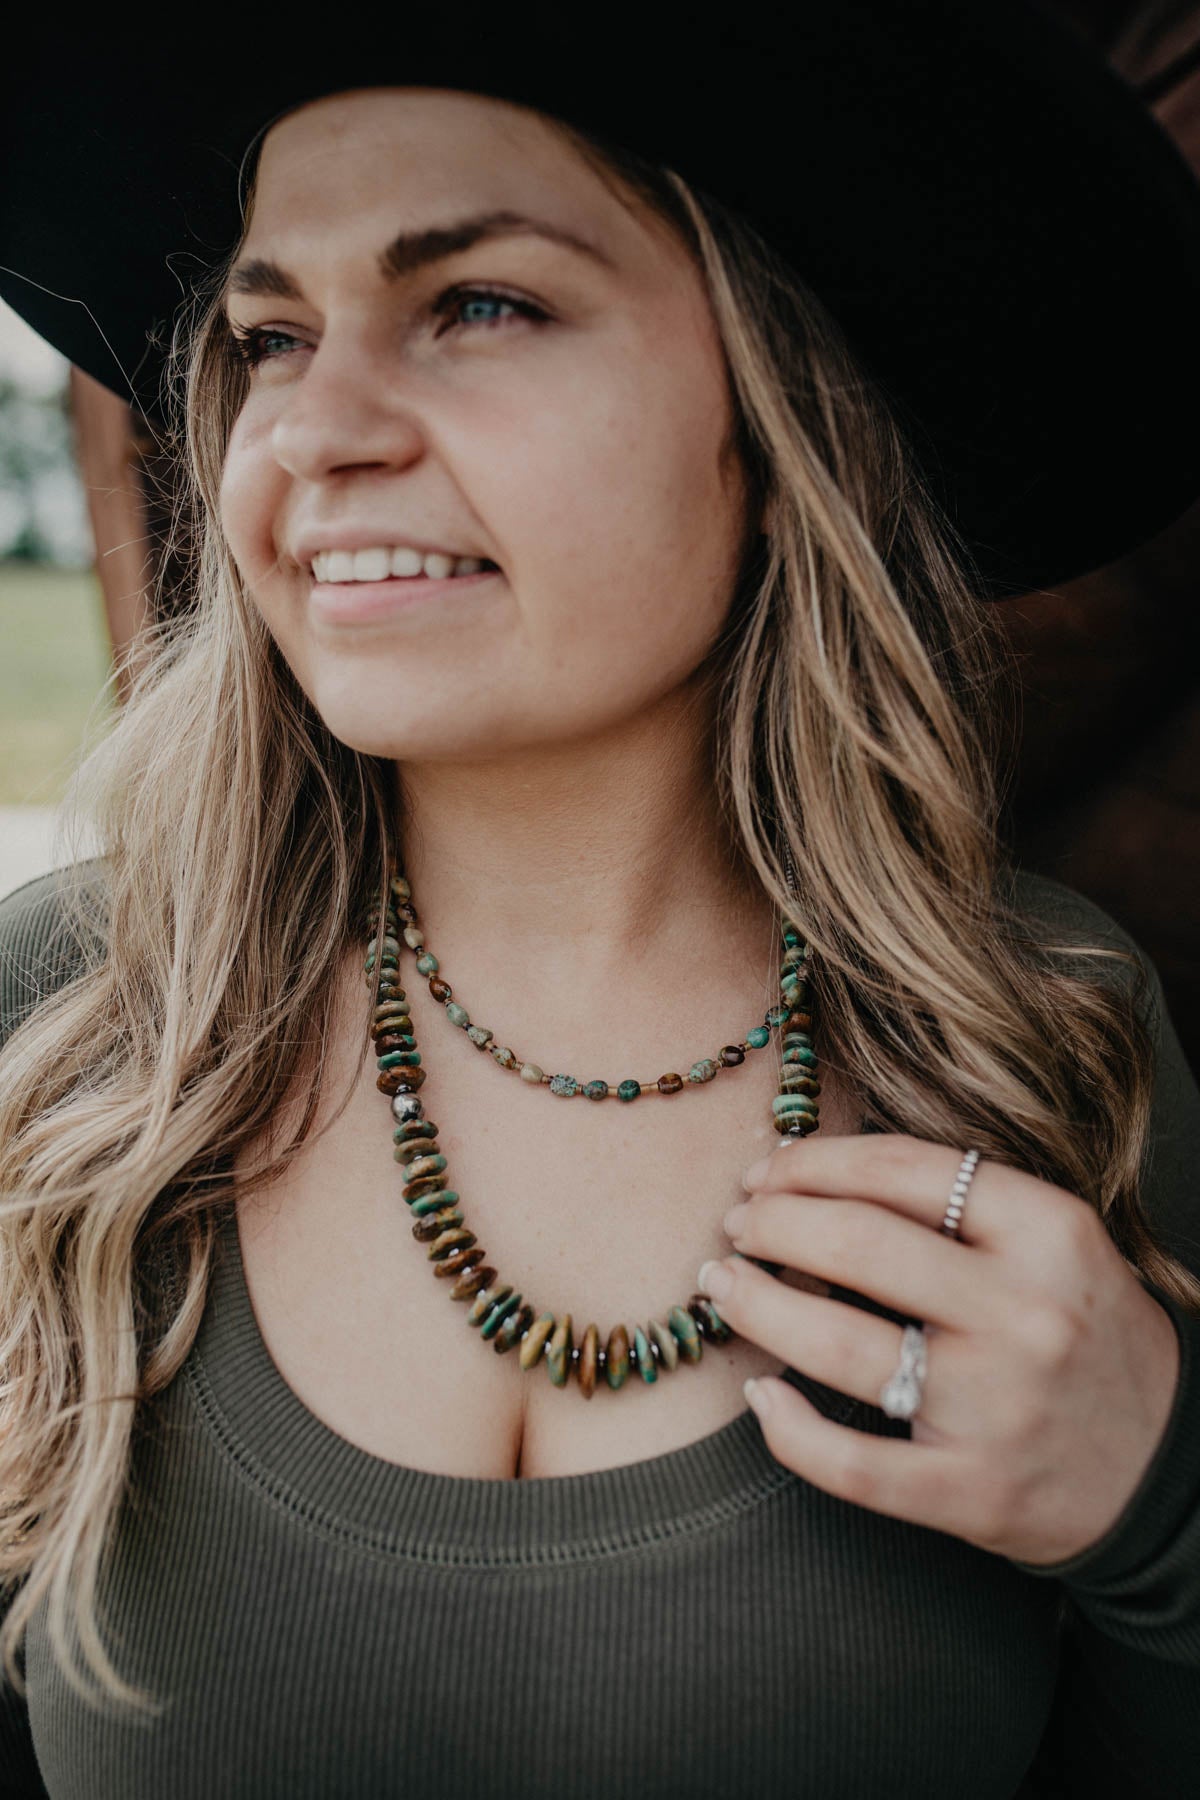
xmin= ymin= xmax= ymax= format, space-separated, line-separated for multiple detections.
xmin=940 ymin=1147 xmax=981 ymax=1239
xmin=878 ymin=1148 xmax=983 ymax=1420
xmin=879 ymin=1323 xmax=928 ymax=1421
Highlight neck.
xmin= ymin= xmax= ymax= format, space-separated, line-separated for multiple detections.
xmin=392 ymin=688 xmax=777 ymax=999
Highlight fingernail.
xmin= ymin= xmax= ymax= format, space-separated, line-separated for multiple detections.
xmin=723 ymin=1202 xmax=751 ymax=1238
xmin=742 ymin=1156 xmax=771 ymax=1190
xmin=697 ymin=1259 xmax=734 ymax=1300
xmin=744 ymin=1377 xmax=771 ymax=1415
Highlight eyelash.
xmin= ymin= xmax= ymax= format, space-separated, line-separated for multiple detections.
xmin=224 ymin=285 xmax=548 ymax=369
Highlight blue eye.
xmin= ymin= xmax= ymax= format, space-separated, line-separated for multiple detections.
xmin=225 ymin=285 xmax=548 ymax=370
xmin=225 ymin=327 xmax=300 ymax=369
xmin=435 ymin=286 xmax=548 ymax=333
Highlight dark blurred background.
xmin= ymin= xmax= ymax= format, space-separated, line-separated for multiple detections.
xmin=0 ymin=0 xmax=1197 ymax=1069
xmin=996 ymin=0 xmax=1200 ymax=1067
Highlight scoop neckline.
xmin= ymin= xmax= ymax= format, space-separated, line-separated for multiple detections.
xmin=183 ymin=1203 xmax=804 ymax=1565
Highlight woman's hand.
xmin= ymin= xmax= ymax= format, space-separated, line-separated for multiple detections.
xmin=698 ymin=1133 xmax=1182 ymax=1565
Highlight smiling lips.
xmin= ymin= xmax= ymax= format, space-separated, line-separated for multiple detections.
xmin=311 ymin=547 xmax=496 ymax=583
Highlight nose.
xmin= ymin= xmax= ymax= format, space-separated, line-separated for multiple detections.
xmin=267 ymin=334 xmax=426 ymax=484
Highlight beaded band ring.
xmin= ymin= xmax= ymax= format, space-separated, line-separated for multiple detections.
xmin=939 ymin=1148 xmax=981 ymax=1238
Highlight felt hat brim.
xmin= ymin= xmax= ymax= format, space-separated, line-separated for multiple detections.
xmin=3 ymin=5 xmax=1200 ymax=599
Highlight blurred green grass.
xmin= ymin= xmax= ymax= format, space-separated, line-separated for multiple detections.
xmin=0 ymin=560 xmax=115 ymax=805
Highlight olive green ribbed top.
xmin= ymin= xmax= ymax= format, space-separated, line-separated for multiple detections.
xmin=2 ymin=862 xmax=1200 ymax=1798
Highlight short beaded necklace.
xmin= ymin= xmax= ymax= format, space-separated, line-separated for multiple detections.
xmin=363 ymin=862 xmax=819 ymax=1397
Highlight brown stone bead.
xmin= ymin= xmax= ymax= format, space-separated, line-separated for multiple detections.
xmin=494 ymin=1302 xmax=535 ymax=1354
xmin=656 ymin=1073 xmax=684 ymax=1095
xmin=435 ymin=1245 xmax=486 ymax=1281
xmin=404 ymin=1175 xmax=449 ymax=1202
xmin=772 ymin=1112 xmax=819 ymax=1136
xmin=375 ymin=1031 xmax=415 ymax=1055
xmin=546 ymin=1315 xmax=574 ymax=1387
xmin=377 ymin=1066 xmax=426 ymax=1095
xmin=689 ymin=1295 xmax=735 ymax=1344
xmin=576 ymin=1323 xmax=600 ymax=1399
xmin=394 ymin=902 xmax=417 ymax=924
xmin=604 ymin=1323 xmax=631 ymax=1389
xmin=719 ymin=1045 xmax=746 ymax=1067
xmin=647 ymin=1317 xmax=680 ymax=1370
xmin=427 ymin=1227 xmax=477 ymax=1262
xmin=406 ymin=1153 xmax=446 ymax=1184
xmin=429 ymin=978 xmax=453 ymax=1003
xmin=519 ymin=1313 xmax=556 ymax=1370
xmin=371 ymin=1021 xmax=413 ymax=1045
xmin=411 ymin=1207 xmax=463 ymax=1241
xmin=787 ymin=1010 xmax=813 ymax=1031
xmin=394 ymin=1117 xmax=437 ymax=1142
xmin=371 ymin=1008 xmax=411 ymax=1033
xmin=393 ymin=1137 xmax=439 ymax=1166
xmin=784 ymin=1075 xmax=820 ymax=1096
xmin=449 ymin=1261 xmax=496 ymax=1298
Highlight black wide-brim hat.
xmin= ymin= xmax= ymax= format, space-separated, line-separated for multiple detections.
xmin=4 ymin=5 xmax=1200 ymax=600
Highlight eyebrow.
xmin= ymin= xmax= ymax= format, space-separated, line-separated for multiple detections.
xmin=224 ymin=209 xmax=615 ymax=304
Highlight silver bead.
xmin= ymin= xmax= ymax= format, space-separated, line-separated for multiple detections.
xmin=391 ymin=1093 xmax=425 ymax=1124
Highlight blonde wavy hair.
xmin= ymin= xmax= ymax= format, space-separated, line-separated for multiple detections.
xmin=2 ymin=107 xmax=1197 ymax=1712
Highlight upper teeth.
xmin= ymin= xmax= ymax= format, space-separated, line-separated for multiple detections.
xmin=311 ymin=547 xmax=487 ymax=583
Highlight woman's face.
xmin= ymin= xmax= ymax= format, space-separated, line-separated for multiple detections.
xmin=219 ymin=87 xmax=757 ymax=762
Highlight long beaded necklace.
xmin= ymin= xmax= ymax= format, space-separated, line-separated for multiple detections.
xmin=362 ymin=862 xmax=820 ymax=1397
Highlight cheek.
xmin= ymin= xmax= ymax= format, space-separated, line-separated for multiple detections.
xmin=219 ymin=415 xmax=288 ymax=588
xmin=484 ymin=332 xmax=742 ymax=660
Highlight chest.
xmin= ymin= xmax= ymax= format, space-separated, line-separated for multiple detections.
xmin=234 ymin=973 xmax=859 ymax=1481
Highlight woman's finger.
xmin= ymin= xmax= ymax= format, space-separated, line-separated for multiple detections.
xmin=698 ymin=1250 xmax=967 ymax=1425
xmin=740 ymin=1375 xmax=995 ymax=1548
xmin=721 ymin=1191 xmax=1008 ymax=1333
xmin=743 ymin=1132 xmax=1075 ymax=1252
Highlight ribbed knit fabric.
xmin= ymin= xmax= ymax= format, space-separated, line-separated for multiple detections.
xmin=2 ymin=862 xmax=1199 ymax=1798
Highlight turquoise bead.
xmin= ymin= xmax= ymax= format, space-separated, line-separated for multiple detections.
xmin=377 ymin=1049 xmax=421 ymax=1068
xmin=469 ymin=1283 xmax=512 ymax=1327
xmin=409 ymin=1189 xmax=459 ymax=1216
xmin=617 ymin=1079 xmax=641 ymax=1102
xmin=393 ymin=1136 xmax=438 ymax=1164
xmin=467 ymin=1025 xmax=494 ymax=1048
xmin=632 ymin=1326 xmax=658 ymax=1383
xmin=766 ymin=1005 xmax=790 ymax=1027
xmin=480 ymin=1290 xmax=522 ymax=1341
xmin=583 ymin=1080 xmax=609 ymax=1101
xmin=746 ymin=1026 xmax=770 ymax=1049
xmin=405 ymin=1151 xmax=448 ymax=1176
xmin=688 ymin=1059 xmax=717 ymax=1084
xmin=445 ymin=1002 xmax=470 ymax=1028
xmin=415 ymin=952 xmax=439 ymax=975
xmin=549 ymin=1074 xmax=578 ymax=1097
xmin=668 ymin=1305 xmax=702 ymax=1363
xmin=773 ymin=1093 xmax=818 ymax=1116
xmin=783 ymin=926 xmax=802 ymax=948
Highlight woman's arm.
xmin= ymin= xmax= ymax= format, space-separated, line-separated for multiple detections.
xmin=0 ymin=1589 xmax=50 ymax=1800
xmin=1008 ymin=898 xmax=1200 ymax=1797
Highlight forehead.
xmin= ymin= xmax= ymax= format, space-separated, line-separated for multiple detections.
xmin=251 ymin=87 xmax=612 ymax=230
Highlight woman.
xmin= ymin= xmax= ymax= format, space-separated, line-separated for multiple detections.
xmin=2 ymin=14 xmax=1200 ymax=1797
